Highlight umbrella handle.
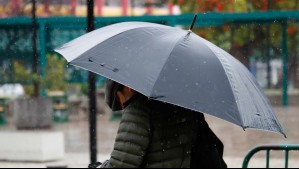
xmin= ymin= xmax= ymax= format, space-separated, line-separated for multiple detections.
xmin=88 ymin=162 xmax=102 ymax=168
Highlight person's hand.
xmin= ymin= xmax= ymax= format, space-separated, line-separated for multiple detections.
xmin=88 ymin=162 xmax=102 ymax=168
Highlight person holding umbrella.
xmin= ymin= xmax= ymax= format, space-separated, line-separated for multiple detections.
xmin=56 ymin=15 xmax=285 ymax=168
xmin=99 ymin=80 xmax=227 ymax=168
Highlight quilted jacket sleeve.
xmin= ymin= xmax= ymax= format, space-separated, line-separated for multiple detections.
xmin=101 ymin=99 xmax=151 ymax=168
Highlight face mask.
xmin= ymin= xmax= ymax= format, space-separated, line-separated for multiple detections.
xmin=105 ymin=80 xmax=123 ymax=111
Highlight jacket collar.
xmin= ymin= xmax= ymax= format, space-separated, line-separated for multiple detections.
xmin=123 ymin=93 xmax=142 ymax=108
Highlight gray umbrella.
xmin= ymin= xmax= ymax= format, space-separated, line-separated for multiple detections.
xmin=55 ymin=21 xmax=285 ymax=137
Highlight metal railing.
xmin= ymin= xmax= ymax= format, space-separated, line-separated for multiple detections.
xmin=243 ymin=144 xmax=299 ymax=168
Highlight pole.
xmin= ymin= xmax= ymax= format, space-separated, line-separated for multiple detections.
xmin=131 ymin=0 xmax=135 ymax=16
xmin=146 ymin=0 xmax=153 ymax=15
xmin=266 ymin=26 xmax=271 ymax=88
xmin=12 ymin=0 xmax=23 ymax=16
xmin=44 ymin=0 xmax=50 ymax=16
xmin=266 ymin=0 xmax=271 ymax=88
xmin=87 ymin=0 xmax=98 ymax=165
xmin=122 ymin=0 xmax=128 ymax=16
xmin=282 ymin=21 xmax=288 ymax=107
xmin=11 ymin=0 xmax=17 ymax=16
xmin=168 ymin=1 xmax=174 ymax=15
xmin=70 ymin=0 xmax=77 ymax=16
xmin=39 ymin=21 xmax=47 ymax=97
xmin=96 ymin=0 xmax=103 ymax=16
xmin=32 ymin=0 xmax=39 ymax=98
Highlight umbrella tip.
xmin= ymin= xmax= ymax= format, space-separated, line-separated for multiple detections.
xmin=282 ymin=132 xmax=287 ymax=139
xmin=189 ymin=14 xmax=198 ymax=32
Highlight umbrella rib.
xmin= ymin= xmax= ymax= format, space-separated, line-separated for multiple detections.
xmin=149 ymin=32 xmax=190 ymax=98
xmin=109 ymin=28 xmax=181 ymax=85
xmin=197 ymin=38 xmax=245 ymax=128
xmin=199 ymin=40 xmax=285 ymax=136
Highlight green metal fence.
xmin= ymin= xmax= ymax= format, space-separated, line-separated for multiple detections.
xmin=0 ymin=98 xmax=8 ymax=126
xmin=243 ymin=144 xmax=299 ymax=168
xmin=1 ymin=11 xmax=299 ymax=105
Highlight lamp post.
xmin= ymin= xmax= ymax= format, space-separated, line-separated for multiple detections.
xmin=87 ymin=0 xmax=98 ymax=165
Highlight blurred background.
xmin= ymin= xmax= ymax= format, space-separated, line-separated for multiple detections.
xmin=0 ymin=0 xmax=299 ymax=168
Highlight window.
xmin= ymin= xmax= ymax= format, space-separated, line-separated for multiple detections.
xmin=105 ymin=0 xmax=121 ymax=7
xmin=0 ymin=0 xmax=9 ymax=5
xmin=51 ymin=0 xmax=71 ymax=5
xmin=131 ymin=0 xmax=145 ymax=7
xmin=77 ymin=0 xmax=86 ymax=5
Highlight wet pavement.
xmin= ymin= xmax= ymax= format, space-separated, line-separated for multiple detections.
xmin=0 ymin=106 xmax=298 ymax=168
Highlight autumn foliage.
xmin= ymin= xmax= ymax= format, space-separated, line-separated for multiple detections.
xmin=171 ymin=0 xmax=299 ymax=13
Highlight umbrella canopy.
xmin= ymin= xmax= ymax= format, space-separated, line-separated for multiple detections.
xmin=55 ymin=22 xmax=285 ymax=137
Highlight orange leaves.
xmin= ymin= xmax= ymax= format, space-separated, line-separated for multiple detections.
xmin=217 ymin=3 xmax=225 ymax=12
xmin=287 ymin=26 xmax=297 ymax=36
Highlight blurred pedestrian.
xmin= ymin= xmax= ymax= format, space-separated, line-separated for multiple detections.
xmin=100 ymin=80 xmax=227 ymax=168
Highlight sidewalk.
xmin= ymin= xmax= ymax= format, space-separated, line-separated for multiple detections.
xmin=1 ymin=154 xmax=299 ymax=168
xmin=0 ymin=106 xmax=298 ymax=168
xmin=0 ymin=153 xmax=109 ymax=168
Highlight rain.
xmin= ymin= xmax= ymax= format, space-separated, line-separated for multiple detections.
xmin=0 ymin=0 xmax=299 ymax=168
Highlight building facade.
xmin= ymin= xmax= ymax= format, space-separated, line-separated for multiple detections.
xmin=0 ymin=0 xmax=180 ymax=17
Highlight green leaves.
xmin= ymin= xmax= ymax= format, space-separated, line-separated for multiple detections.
xmin=12 ymin=54 xmax=67 ymax=97
xmin=43 ymin=54 xmax=67 ymax=92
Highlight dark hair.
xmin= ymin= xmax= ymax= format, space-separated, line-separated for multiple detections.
xmin=105 ymin=80 xmax=124 ymax=111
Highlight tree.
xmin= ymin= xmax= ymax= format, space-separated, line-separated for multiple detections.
xmin=13 ymin=54 xmax=67 ymax=97
xmin=171 ymin=0 xmax=299 ymax=88
xmin=43 ymin=54 xmax=67 ymax=92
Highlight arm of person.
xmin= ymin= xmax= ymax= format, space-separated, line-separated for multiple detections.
xmin=101 ymin=103 xmax=151 ymax=168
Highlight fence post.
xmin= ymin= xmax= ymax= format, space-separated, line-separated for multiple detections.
xmin=243 ymin=145 xmax=299 ymax=168
xmin=39 ymin=20 xmax=47 ymax=97
xmin=282 ymin=21 xmax=288 ymax=107
xmin=266 ymin=150 xmax=270 ymax=168
xmin=285 ymin=150 xmax=289 ymax=168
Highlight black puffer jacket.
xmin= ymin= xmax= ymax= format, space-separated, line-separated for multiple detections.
xmin=101 ymin=95 xmax=227 ymax=168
